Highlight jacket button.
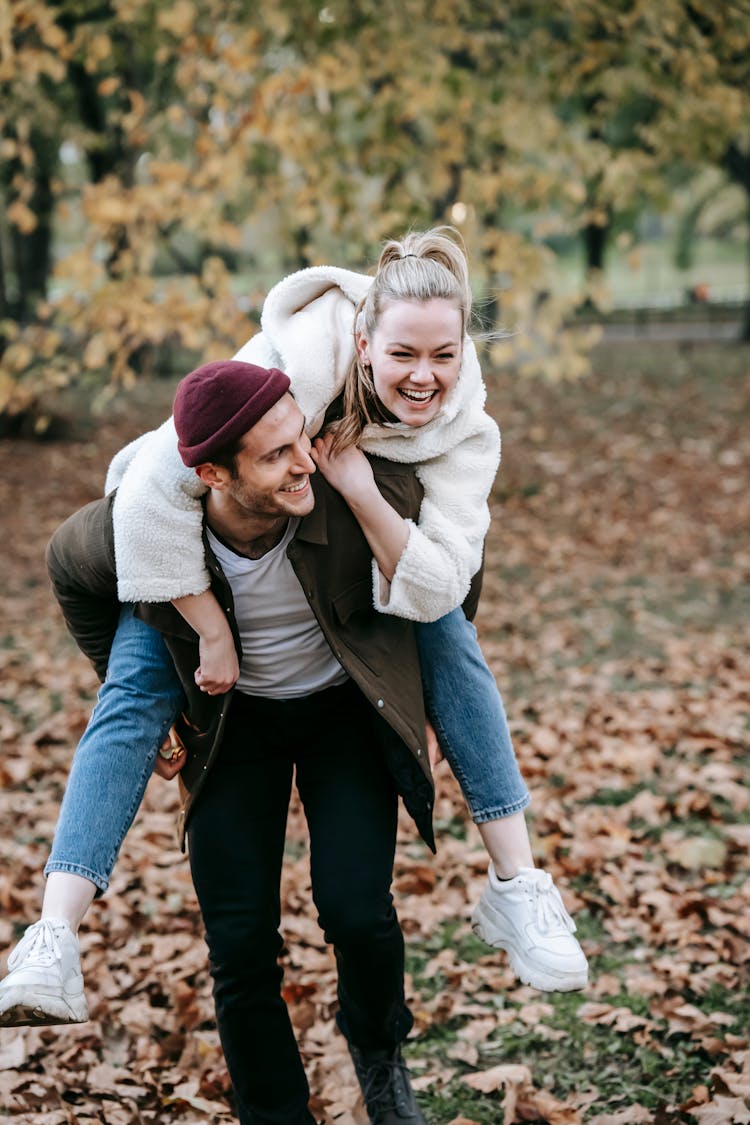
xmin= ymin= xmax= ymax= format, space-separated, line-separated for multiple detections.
xmin=416 ymin=748 xmax=422 ymax=757
xmin=376 ymin=699 xmax=384 ymax=708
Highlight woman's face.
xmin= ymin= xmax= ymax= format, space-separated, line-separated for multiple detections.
xmin=358 ymin=298 xmax=463 ymax=427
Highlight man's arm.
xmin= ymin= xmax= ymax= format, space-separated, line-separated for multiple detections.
xmin=45 ymin=493 xmax=120 ymax=682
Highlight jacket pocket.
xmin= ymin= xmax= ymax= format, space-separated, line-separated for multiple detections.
xmin=333 ymin=578 xmax=373 ymax=625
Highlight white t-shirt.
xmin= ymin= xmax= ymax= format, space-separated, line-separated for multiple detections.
xmin=206 ymin=519 xmax=349 ymax=700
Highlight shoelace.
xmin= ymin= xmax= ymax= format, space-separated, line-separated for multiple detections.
xmin=7 ymin=920 xmax=64 ymax=971
xmin=359 ymin=1052 xmax=413 ymax=1117
xmin=526 ymin=872 xmax=577 ymax=936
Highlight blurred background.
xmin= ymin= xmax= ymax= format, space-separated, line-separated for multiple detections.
xmin=1 ymin=6 xmax=749 ymax=1122
xmin=1 ymin=0 xmax=749 ymax=431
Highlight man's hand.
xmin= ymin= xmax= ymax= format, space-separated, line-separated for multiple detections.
xmin=194 ymin=628 xmax=240 ymax=695
xmin=154 ymin=728 xmax=187 ymax=780
xmin=426 ymin=720 xmax=443 ymax=772
xmin=311 ymin=432 xmax=375 ymax=502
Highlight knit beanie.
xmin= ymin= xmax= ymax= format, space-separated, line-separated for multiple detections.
xmin=174 ymin=360 xmax=291 ymax=467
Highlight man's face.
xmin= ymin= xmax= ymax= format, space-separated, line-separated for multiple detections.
xmin=221 ymin=394 xmax=316 ymax=520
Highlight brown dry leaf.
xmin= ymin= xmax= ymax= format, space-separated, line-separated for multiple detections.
xmin=689 ymin=1095 xmax=750 ymax=1125
xmin=463 ymin=1063 xmax=526 ymax=1123
xmin=587 ymin=1106 xmax=654 ymax=1124
xmin=515 ymin=1085 xmax=583 ymax=1123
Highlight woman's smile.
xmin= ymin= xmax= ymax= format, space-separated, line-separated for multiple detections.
xmin=358 ymin=298 xmax=463 ymax=427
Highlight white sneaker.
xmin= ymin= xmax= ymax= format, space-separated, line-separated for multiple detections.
xmin=471 ymin=866 xmax=589 ymax=992
xmin=0 ymin=918 xmax=89 ymax=1026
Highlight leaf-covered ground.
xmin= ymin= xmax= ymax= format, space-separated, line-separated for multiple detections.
xmin=0 ymin=342 xmax=748 ymax=1125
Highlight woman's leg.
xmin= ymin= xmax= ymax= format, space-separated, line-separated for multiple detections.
xmin=416 ymin=607 xmax=531 ymax=844
xmin=0 ymin=606 xmax=185 ymax=1027
xmin=45 ymin=604 xmax=184 ymax=896
xmin=416 ymin=608 xmax=588 ymax=993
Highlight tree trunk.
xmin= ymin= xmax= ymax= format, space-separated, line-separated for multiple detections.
xmin=1 ymin=133 xmax=56 ymax=322
xmin=723 ymin=143 xmax=750 ymax=341
xmin=0 ymin=216 xmax=8 ymax=324
xmin=583 ymin=220 xmax=608 ymax=273
xmin=742 ymin=192 xmax=750 ymax=342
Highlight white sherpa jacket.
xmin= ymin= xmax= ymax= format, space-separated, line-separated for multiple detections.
xmin=106 ymin=266 xmax=501 ymax=623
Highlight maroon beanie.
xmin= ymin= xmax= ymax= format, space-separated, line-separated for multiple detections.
xmin=173 ymin=360 xmax=291 ymax=467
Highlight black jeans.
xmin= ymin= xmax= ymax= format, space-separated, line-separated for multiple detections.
xmin=187 ymin=680 xmax=413 ymax=1125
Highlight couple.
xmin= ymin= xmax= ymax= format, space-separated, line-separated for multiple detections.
xmin=0 ymin=229 xmax=587 ymax=1124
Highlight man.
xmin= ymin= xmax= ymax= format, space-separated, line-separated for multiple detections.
xmin=13 ymin=361 xmax=438 ymax=1125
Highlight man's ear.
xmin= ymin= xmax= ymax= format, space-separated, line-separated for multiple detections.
xmin=195 ymin=462 xmax=230 ymax=490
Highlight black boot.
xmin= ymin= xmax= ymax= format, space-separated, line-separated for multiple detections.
xmin=348 ymin=1044 xmax=427 ymax=1124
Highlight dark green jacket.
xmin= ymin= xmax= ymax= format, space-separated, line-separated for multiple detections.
xmin=47 ymin=458 xmax=480 ymax=850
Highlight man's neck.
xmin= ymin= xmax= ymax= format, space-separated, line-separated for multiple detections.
xmin=206 ymin=495 xmax=289 ymax=560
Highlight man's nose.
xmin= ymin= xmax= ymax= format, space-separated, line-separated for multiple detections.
xmin=293 ymin=441 xmax=316 ymax=473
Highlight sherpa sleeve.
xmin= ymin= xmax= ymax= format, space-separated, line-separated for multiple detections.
xmin=372 ymin=414 xmax=501 ymax=622
xmin=109 ymin=417 xmax=210 ymax=603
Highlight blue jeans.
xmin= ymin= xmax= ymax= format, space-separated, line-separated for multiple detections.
xmin=45 ymin=605 xmax=185 ymax=893
xmin=416 ymin=607 xmax=530 ymax=822
xmin=45 ymin=604 xmax=526 ymax=894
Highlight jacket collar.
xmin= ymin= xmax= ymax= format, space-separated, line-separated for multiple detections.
xmin=295 ymin=475 xmax=328 ymax=545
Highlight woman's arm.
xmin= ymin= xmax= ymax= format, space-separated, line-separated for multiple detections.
xmin=171 ymin=590 xmax=239 ymax=694
xmin=314 ymin=414 xmax=500 ymax=622
xmin=109 ymin=417 xmax=211 ymax=603
xmin=311 ymin=434 xmax=408 ymax=579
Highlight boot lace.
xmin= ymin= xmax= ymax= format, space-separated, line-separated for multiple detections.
xmin=7 ymin=920 xmax=64 ymax=971
xmin=357 ymin=1049 xmax=414 ymax=1120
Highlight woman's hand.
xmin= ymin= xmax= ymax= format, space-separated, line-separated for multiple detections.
xmin=194 ymin=628 xmax=240 ymax=695
xmin=154 ymin=727 xmax=187 ymax=780
xmin=311 ymin=431 xmax=375 ymax=502
xmin=171 ymin=590 xmax=239 ymax=695
xmin=311 ymin=430 xmax=409 ymax=582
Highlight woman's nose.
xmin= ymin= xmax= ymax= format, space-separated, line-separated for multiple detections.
xmin=409 ymin=359 xmax=433 ymax=384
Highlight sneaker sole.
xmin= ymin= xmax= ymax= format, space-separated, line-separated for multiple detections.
xmin=471 ymin=902 xmax=588 ymax=993
xmin=0 ymin=984 xmax=89 ymax=1027
xmin=0 ymin=1001 xmax=89 ymax=1027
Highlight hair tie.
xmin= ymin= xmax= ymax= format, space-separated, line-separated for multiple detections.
xmin=401 ymin=253 xmax=419 ymax=260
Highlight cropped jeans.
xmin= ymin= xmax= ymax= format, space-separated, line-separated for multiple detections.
xmin=45 ymin=605 xmax=185 ymax=893
xmin=46 ymin=605 xmax=528 ymax=892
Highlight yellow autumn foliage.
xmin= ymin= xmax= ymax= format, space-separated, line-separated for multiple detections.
xmin=0 ymin=0 xmax=749 ymax=427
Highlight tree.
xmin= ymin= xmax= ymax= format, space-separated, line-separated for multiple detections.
xmin=5 ymin=0 xmax=749 ymax=432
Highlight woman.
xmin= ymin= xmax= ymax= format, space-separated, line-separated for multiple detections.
xmin=0 ymin=229 xmax=586 ymax=1032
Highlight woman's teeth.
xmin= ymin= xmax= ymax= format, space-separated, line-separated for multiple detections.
xmin=399 ymin=389 xmax=435 ymax=402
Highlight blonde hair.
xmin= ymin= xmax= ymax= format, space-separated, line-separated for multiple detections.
xmin=330 ymin=226 xmax=471 ymax=452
